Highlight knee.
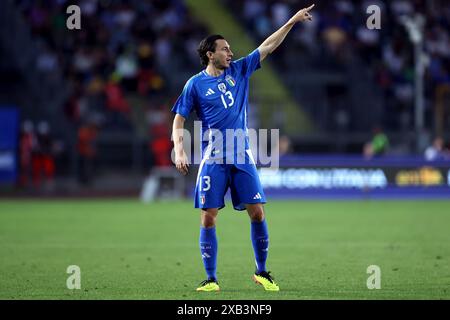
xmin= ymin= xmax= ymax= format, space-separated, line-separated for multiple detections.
xmin=248 ymin=205 xmax=265 ymax=222
xmin=201 ymin=210 xmax=218 ymax=228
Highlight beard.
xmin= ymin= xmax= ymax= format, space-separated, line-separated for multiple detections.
xmin=213 ymin=58 xmax=227 ymax=70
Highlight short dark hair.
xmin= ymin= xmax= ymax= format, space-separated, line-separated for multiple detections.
xmin=197 ymin=35 xmax=225 ymax=67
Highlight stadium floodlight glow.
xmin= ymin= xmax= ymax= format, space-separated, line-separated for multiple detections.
xmin=399 ymin=14 xmax=428 ymax=152
xmin=0 ymin=152 xmax=15 ymax=170
xmin=399 ymin=14 xmax=425 ymax=44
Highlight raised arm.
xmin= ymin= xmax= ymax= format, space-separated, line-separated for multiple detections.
xmin=258 ymin=4 xmax=315 ymax=62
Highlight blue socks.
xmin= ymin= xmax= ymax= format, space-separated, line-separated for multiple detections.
xmin=251 ymin=220 xmax=269 ymax=273
xmin=199 ymin=227 xmax=218 ymax=280
xmin=199 ymin=221 xmax=269 ymax=280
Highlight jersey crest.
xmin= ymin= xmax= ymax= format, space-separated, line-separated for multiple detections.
xmin=218 ymin=83 xmax=227 ymax=94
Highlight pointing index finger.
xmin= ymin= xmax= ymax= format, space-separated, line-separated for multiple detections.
xmin=305 ymin=4 xmax=315 ymax=12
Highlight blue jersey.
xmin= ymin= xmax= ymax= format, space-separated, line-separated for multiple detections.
xmin=171 ymin=49 xmax=261 ymax=161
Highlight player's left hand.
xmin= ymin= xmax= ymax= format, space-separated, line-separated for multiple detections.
xmin=289 ymin=4 xmax=315 ymax=24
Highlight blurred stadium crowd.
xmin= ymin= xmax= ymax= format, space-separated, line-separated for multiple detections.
xmin=1 ymin=0 xmax=449 ymax=191
xmin=225 ymin=0 xmax=450 ymax=133
xmin=17 ymin=0 xmax=206 ymax=126
xmin=10 ymin=0 xmax=208 ymax=187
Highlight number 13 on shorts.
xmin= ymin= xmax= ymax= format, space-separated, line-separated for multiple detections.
xmin=199 ymin=176 xmax=211 ymax=192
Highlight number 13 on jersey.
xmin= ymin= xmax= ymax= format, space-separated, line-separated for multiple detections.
xmin=221 ymin=91 xmax=234 ymax=109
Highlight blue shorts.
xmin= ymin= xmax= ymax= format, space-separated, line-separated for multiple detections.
xmin=194 ymin=150 xmax=266 ymax=211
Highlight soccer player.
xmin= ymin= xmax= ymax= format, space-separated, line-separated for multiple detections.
xmin=171 ymin=4 xmax=315 ymax=292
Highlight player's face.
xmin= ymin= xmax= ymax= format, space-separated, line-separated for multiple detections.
xmin=211 ymin=39 xmax=233 ymax=69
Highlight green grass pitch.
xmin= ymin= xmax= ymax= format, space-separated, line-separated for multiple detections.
xmin=0 ymin=199 xmax=449 ymax=300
